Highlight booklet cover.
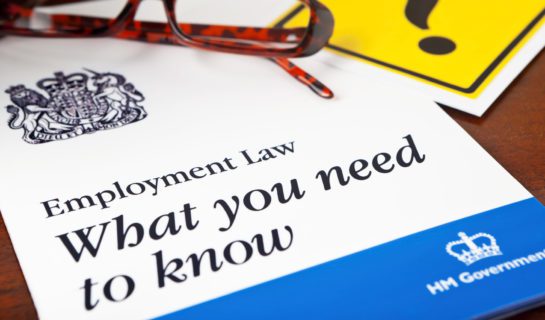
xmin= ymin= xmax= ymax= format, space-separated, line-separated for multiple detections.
xmin=0 ymin=37 xmax=544 ymax=320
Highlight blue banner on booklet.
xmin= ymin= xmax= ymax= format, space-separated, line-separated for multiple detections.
xmin=158 ymin=198 xmax=545 ymax=319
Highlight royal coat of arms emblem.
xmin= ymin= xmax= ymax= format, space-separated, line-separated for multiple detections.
xmin=4 ymin=69 xmax=147 ymax=144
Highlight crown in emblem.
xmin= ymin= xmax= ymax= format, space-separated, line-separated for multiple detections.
xmin=446 ymin=232 xmax=502 ymax=265
xmin=37 ymin=72 xmax=88 ymax=95
xmin=5 ymin=84 xmax=26 ymax=95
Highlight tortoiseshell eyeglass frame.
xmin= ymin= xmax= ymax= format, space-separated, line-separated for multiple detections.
xmin=0 ymin=0 xmax=335 ymax=98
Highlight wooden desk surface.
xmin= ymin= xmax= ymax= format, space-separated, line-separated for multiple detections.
xmin=1 ymin=50 xmax=544 ymax=319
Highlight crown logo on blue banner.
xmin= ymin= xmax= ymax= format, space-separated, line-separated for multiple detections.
xmin=446 ymin=232 xmax=502 ymax=265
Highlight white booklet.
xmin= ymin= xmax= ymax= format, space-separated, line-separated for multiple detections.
xmin=0 ymin=37 xmax=543 ymax=319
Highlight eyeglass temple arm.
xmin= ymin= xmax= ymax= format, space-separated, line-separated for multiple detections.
xmin=16 ymin=0 xmax=98 ymax=7
xmin=267 ymin=57 xmax=333 ymax=99
xmin=48 ymin=14 xmax=307 ymax=43
xmin=4 ymin=7 xmax=307 ymax=44
xmin=118 ymin=27 xmax=333 ymax=99
xmin=49 ymin=15 xmax=334 ymax=99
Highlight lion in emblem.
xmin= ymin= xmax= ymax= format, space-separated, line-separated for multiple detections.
xmin=5 ymin=85 xmax=71 ymax=144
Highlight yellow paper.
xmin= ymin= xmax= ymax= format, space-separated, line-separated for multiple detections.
xmin=279 ymin=0 xmax=545 ymax=97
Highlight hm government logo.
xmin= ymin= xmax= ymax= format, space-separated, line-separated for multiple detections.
xmin=428 ymin=231 xmax=545 ymax=296
xmin=4 ymin=69 xmax=147 ymax=144
xmin=446 ymin=232 xmax=502 ymax=266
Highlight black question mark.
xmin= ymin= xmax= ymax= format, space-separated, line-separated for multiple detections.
xmin=405 ymin=0 xmax=456 ymax=55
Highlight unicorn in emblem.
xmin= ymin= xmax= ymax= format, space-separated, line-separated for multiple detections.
xmin=86 ymin=69 xmax=146 ymax=122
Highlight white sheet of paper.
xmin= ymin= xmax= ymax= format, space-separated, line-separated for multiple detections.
xmin=0 ymin=36 xmax=532 ymax=319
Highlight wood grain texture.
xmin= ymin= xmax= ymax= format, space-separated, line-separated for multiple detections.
xmin=444 ymin=47 xmax=545 ymax=319
xmin=0 ymin=49 xmax=544 ymax=319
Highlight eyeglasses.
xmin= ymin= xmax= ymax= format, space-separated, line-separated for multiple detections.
xmin=0 ymin=0 xmax=335 ymax=98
